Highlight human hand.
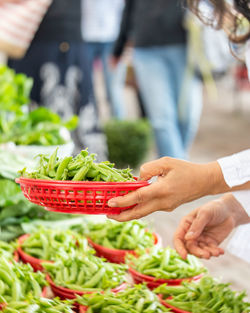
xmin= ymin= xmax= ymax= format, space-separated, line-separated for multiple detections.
xmin=107 ymin=157 xmax=226 ymax=222
xmin=174 ymin=194 xmax=249 ymax=259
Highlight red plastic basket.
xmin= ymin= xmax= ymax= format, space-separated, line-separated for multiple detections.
xmin=129 ymin=267 xmax=203 ymax=289
xmin=79 ymin=306 xmax=88 ymax=313
xmin=17 ymin=234 xmax=53 ymax=271
xmin=46 ymin=274 xmax=127 ymax=300
xmin=16 ymin=177 xmax=149 ymax=215
xmin=159 ymin=296 xmax=192 ymax=313
xmin=88 ymin=232 xmax=161 ymax=264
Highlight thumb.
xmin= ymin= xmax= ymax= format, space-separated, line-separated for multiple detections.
xmin=185 ymin=210 xmax=209 ymax=240
xmin=139 ymin=158 xmax=171 ymax=181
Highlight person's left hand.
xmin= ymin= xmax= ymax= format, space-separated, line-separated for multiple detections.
xmin=174 ymin=194 xmax=249 ymax=259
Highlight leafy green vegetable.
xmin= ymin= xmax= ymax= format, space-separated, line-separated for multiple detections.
xmin=128 ymin=246 xmax=206 ymax=279
xmin=0 ymin=65 xmax=78 ymax=146
xmin=20 ymin=148 xmax=135 ymax=182
xmin=0 ymin=65 xmax=33 ymax=113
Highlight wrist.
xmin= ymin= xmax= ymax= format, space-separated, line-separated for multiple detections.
xmin=222 ymin=194 xmax=250 ymax=226
xmin=201 ymin=161 xmax=230 ymax=196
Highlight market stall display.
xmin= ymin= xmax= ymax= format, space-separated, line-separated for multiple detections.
xmin=76 ymin=284 xmax=170 ymax=313
xmin=42 ymin=254 xmax=127 ymax=299
xmin=0 ymin=65 xmax=78 ymax=154
xmin=1 ymin=297 xmax=75 ymax=313
xmin=17 ymin=227 xmax=91 ymax=271
xmin=17 ymin=149 xmax=148 ymax=214
xmin=0 ymin=149 xmax=74 ymax=242
xmin=128 ymin=247 xmax=206 ymax=289
xmin=155 ymin=276 xmax=250 ymax=313
xmin=86 ymin=220 xmax=160 ymax=263
xmin=0 ymin=257 xmax=47 ymax=303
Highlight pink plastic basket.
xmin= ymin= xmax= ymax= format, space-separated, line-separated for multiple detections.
xmin=88 ymin=232 xmax=161 ymax=264
xmin=159 ymin=296 xmax=192 ymax=313
xmin=16 ymin=177 xmax=149 ymax=215
xmin=17 ymin=234 xmax=53 ymax=271
xmin=46 ymin=274 xmax=127 ymax=300
xmin=129 ymin=267 xmax=203 ymax=289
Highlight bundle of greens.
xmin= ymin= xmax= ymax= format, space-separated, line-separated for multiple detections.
xmin=21 ymin=227 xmax=91 ymax=260
xmin=20 ymin=149 xmax=135 ymax=182
xmin=43 ymin=254 xmax=127 ymax=291
xmin=0 ymin=65 xmax=78 ymax=146
xmin=0 ymin=65 xmax=33 ymax=112
xmin=87 ymin=220 xmax=155 ymax=250
xmin=76 ymin=285 xmax=170 ymax=313
xmin=2 ymin=297 xmax=74 ymax=313
xmin=0 ymin=257 xmax=47 ymax=303
xmin=128 ymin=246 xmax=206 ymax=279
xmin=155 ymin=276 xmax=250 ymax=313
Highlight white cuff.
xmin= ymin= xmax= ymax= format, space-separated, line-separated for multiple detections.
xmin=217 ymin=149 xmax=250 ymax=188
xmin=227 ymin=224 xmax=250 ymax=263
xmin=233 ymin=190 xmax=250 ymax=217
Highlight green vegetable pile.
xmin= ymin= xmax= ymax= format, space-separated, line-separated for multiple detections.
xmin=20 ymin=148 xmax=135 ymax=182
xmin=87 ymin=220 xmax=155 ymax=250
xmin=0 ymin=149 xmax=75 ymax=241
xmin=155 ymin=276 xmax=250 ymax=313
xmin=0 ymin=241 xmax=15 ymax=261
xmin=0 ymin=65 xmax=78 ymax=146
xmin=2 ymin=297 xmax=74 ymax=313
xmin=43 ymin=254 xmax=127 ymax=291
xmin=21 ymin=227 xmax=90 ymax=261
xmin=128 ymin=246 xmax=206 ymax=279
xmin=0 ymin=257 xmax=46 ymax=303
xmin=76 ymin=284 xmax=170 ymax=313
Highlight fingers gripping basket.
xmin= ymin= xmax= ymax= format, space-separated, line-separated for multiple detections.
xmin=16 ymin=178 xmax=149 ymax=215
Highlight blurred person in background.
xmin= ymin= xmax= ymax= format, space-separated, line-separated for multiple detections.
xmin=8 ymin=0 xmax=107 ymax=159
xmin=81 ymin=0 xmax=126 ymax=120
xmin=113 ymin=0 xmax=203 ymax=159
xmin=108 ymin=0 xmax=250 ymax=263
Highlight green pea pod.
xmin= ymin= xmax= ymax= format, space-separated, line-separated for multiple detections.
xmin=83 ymin=268 xmax=105 ymax=288
xmin=55 ymin=157 xmax=72 ymax=180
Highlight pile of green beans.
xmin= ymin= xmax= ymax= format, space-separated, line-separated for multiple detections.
xmin=0 ymin=257 xmax=46 ymax=303
xmin=155 ymin=276 xmax=250 ymax=313
xmin=0 ymin=241 xmax=15 ymax=260
xmin=128 ymin=246 xmax=206 ymax=279
xmin=2 ymin=297 xmax=74 ymax=313
xmin=20 ymin=149 xmax=135 ymax=182
xmin=21 ymin=227 xmax=91 ymax=260
xmin=43 ymin=254 xmax=127 ymax=291
xmin=76 ymin=284 xmax=170 ymax=313
xmin=88 ymin=220 xmax=155 ymax=250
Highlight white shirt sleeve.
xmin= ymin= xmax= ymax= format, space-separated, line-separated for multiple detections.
xmin=217 ymin=150 xmax=250 ymax=216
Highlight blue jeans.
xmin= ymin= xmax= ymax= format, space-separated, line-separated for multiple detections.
xmin=133 ymin=44 xmax=203 ymax=159
xmin=85 ymin=41 xmax=126 ymax=119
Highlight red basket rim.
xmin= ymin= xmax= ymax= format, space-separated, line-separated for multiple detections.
xmin=129 ymin=267 xmax=204 ymax=284
xmin=159 ymin=295 xmax=192 ymax=313
xmin=46 ymin=274 xmax=127 ymax=295
xmin=16 ymin=177 xmax=149 ymax=188
xmin=17 ymin=234 xmax=54 ymax=268
xmin=88 ymin=232 xmax=160 ymax=256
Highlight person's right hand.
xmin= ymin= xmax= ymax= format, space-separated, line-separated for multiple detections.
xmin=108 ymin=157 xmax=226 ymax=222
xmin=174 ymin=194 xmax=250 ymax=259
